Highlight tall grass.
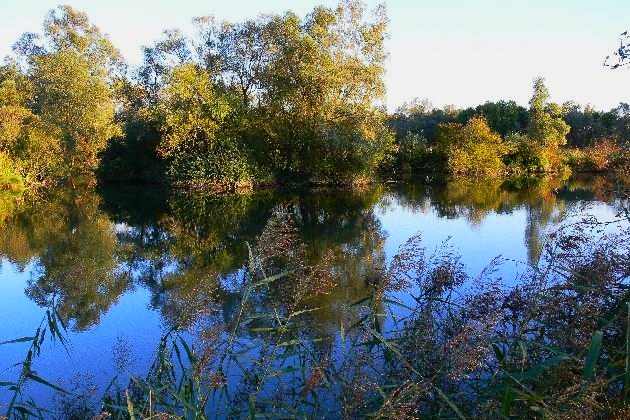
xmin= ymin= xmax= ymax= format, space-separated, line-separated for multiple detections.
xmin=1 ymin=300 xmax=69 ymax=419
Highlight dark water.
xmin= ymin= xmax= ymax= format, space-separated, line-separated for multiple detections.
xmin=0 ymin=176 xmax=627 ymax=413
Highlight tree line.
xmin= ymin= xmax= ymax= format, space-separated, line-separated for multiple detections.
xmin=1 ymin=3 xmax=629 ymax=194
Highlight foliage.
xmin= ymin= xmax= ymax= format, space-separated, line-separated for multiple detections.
xmin=459 ymin=100 xmax=529 ymax=137
xmin=7 ymin=5 xmax=122 ymax=179
xmin=1 ymin=178 xmax=629 ymax=417
xmin=0 ymin=63 xmax=63 ymax=184
xmin=251 ymin=1 xmax=392 ymax=180
xmin=503 ymin=132 xmax=550 ymax=173
xmin=388 ymin=99 xmax=460 ymax=146
xmin=528 ymin=77 xmax=570 ymax=149
xmin=562 ymin=102 xmax=624 ymax=148
xmin=564 ymin=139 xmax=623 ymax=173
xmin=436 ymin=116 xmax=507 ymax=176
xmin=157 ymin=63 xmax=255 ymax=185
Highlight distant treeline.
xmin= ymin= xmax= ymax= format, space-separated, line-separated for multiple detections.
xmin=387 ymin=95 xmax=630 ymax=176
xmin=1 ymin=2 xmax=629 ymax=195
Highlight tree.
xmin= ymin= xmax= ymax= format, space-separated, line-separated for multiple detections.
xmin=138 ymin=29 xmax=192 ymax=106
xmin=528 ymin=78 xmax=570 ymax=149
xmin=459 ymin=100 xmax=529 ymax=138
xmin=13 ymin=6 xmax=123 ymax=176
xmin=159 ymin=63 xmax=252 ymax=184
xmin=0 ymin=61 xmax=63 ymax=184
xmin=436 ymin=116 xmax=507 ymax=176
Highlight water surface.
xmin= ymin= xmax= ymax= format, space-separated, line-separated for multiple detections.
xmin=0 ymin=175 xmax=627 ymax=413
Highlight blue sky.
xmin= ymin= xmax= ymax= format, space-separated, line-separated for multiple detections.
xmin=1 ymin=0 xmax=628 ymax=111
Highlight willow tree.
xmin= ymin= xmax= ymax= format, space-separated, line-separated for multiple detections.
xmin=436 ymin=117 xmax=507 ymax=176
xmin=13 ymin=6 xmax=123 ymax=176
xmin=164 ymin=0 xmax=391 ymax=183
xmin=159 ymin=63 xmax=253 ymax=185
xmin=0 ymin=62 xmax=62 ymax=187
xmin=258 ymin=0 xmax=392 ymax=180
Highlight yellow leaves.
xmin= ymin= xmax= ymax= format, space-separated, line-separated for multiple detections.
xmin=159 ymin=64 xmax=232 ymax=158
xmin=0 ymin=106 xmax=33 ymax=148
xmin=437 ymin=117 xmax=507 ymax=176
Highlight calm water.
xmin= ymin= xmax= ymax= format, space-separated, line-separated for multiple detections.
xmin=0 ymin=176 xmax=627 ymax=413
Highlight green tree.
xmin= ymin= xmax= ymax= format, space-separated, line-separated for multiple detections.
xmin=138 ymin=29 xmax=191 ymax=105
xmin=522 ymin=78 xmax=570 ymax=172
xmin=528 ymin=77 xmax=570 ymax=149
xmin=257 ymin=0 xmax=392 ymax=180
xmin=159 ymin=63 xmax=252 ymax=184
xmin=0 ymin=62 xmax=63 ymax=185
xmin=459 ymin=100 xmax=529 ymax=138
xmin=14 ymin=6 xmax=123 ymax=176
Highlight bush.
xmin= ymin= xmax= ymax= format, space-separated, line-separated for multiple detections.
xmin=166 ymin=139 xmax=255 ymax=187
xmin=564 ymin=139 xmax=623 ymax=173
xmin=436 ymin=116 xmax=507 ymax=176
xmin=503 ymin=133 xmax=550 ymax=173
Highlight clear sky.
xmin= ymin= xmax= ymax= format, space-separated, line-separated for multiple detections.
xmin=1 ymin=0 xmax=628 ymax=111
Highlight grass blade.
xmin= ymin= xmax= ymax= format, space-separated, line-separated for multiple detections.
xmin=583 ymin=330 xmax=603 ymax=384
xmin=25 ymin=373 xmax=68 ymax=394
xmin=0 ymin=337 xmax=36 ymax=346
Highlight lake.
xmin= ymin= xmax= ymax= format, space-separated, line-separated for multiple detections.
xmin=1 ymin=175 xmax=628 ymax=417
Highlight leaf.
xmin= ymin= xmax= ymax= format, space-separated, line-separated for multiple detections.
xmin=381 ymin=298 xmax=417 ymax=312
xmin=126 ymin=389 xmax=137 ymax=420
xmin=510 ymin=355 xmax=572 ymax=381
xmin=267 ymin=366 xmax=306 ymax=377
xmin=250 ymin=327 xmax=281 ymax=333
xmin=0 ymin=336 xmax=36 ymax=346
xmin=289 ymin=307 xmax=323 ymax=317
xmin=340 ymin=318 xmax=345 ymax=345
xmin=277 ymin=338 xmax=324 ymax=347
xmin=25 ymin=373 xmax=68 ymax=394
xmin=178 ymin=336 xmax=195 ymax=363
xmin=434 ymin=387 xmax=467 ymax=420
xmin=583 ymin=330 xmax=603 ymax=384
xmin=625 ymin=303 xmax=630 ymax=403
xmin=248 ymin=393 xmax=256 ymax=419
xmin=0 ymin=381 xmax=16 ymax=387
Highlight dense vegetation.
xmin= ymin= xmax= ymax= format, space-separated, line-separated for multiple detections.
xmin=1 ymin=3 xmax=629 ymax=199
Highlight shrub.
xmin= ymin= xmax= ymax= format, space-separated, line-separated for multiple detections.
xmin=436 ymin=116 xmax=507 ymax=176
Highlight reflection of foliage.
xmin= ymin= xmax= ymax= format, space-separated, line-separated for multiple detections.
xmin=25 ymin=214 xmax=128 ymax=331
xmin=101 ymin=210 xmax=630 ymax=418
xmin=0 ymin=188 xmax=129 ymax=330
xmin=2 ymin=178 xmax=628 ymax=417
xmin=368 ymin=217 xmax=630 ymax=418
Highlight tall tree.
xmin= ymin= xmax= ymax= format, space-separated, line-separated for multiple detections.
xmin=528 ymin=77 xmax=569 ymax=149
xmin=13 ymin=6 xmax=123 ymax=176
xmin=258 ymin=0 xmax=392 ymax=179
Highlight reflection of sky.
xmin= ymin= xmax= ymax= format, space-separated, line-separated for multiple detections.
xmin=378 ymin=203 xmax=527 ymax=274
xmin=0 ymin=258 xmax=163 ymax=408
xmin=377 ymin=197 xmax=629 ymax=329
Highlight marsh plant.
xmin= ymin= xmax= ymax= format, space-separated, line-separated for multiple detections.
xmin=2 ymin=202 xmax=630 ymax=418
